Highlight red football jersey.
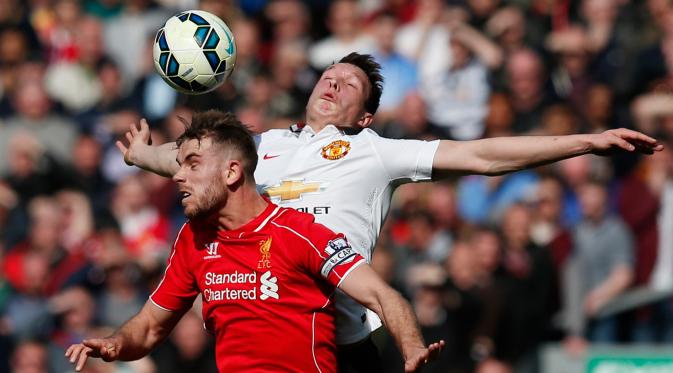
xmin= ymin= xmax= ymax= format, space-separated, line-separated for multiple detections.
xmin=151 ymin=203 xmax=365 ymax=372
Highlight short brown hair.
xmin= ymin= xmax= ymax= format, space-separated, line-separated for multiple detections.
xmin=338 ymin=53 xmax=383 ymax=115
xmin=176 ymin=110 xmax=258 ymax=178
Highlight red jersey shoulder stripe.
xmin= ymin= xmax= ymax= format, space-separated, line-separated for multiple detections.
xmin=253 ymin=205 xmax=282 ymax=232
xmin=270 ymin=220 xmax=326 ymax=259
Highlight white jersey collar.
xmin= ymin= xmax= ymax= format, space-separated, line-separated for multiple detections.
xmin=290 ymin=123 xmax=360 ymax=138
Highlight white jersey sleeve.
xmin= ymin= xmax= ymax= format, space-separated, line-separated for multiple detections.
xmin=364 ymin=129 xmax=440 ymax=185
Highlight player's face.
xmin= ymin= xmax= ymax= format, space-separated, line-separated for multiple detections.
xmin=173 ymin=137 xmax=227 ymax=219
xmin=306 ymin=63 xmax=372 ymax=128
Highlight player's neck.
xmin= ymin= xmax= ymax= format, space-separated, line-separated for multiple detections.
xmin=307 ymin=121 xmax=328 ymax=133
xmin=216 ymin=188 xmax=269 ymax=231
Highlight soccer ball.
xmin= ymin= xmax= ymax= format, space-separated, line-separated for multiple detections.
xmin=153 ymin=10 xmax=236 ymax=94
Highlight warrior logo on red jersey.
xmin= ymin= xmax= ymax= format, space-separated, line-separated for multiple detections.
xmin=204 ymin=242 xmax=221 ymax=259
xmin=320 ymin=237 xmax=357 ymax=278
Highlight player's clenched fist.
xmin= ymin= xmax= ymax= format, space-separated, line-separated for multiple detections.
xmin=65 ymin=338 xmax=120 ymax=371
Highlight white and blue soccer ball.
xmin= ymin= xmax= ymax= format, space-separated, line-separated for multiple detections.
xmin=153 ymin=10 xmax=236 ymax=94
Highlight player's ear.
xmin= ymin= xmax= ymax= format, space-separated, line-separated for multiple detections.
xmin=223 ymin=160 xmax=243 ymax=186
xmin=357 ymin=112 xmax=373 ymax=128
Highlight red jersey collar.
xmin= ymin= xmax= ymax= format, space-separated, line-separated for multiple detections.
xmin=218 ymin=201 xmax=281 ymax=239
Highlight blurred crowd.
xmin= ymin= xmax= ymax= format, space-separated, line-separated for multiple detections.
xmin=1 ymin=0 xmax=673 ymax=372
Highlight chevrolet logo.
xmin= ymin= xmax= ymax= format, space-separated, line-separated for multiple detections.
xmin=264 ymin=180 xmax=322 ymax=201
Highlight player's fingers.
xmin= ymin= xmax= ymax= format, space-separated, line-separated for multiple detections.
xmin=115 ymin=140 xmax=128 ymax=154
xmin=76 ymin=347 xmax=92 ymax=371
xmin=616 ymin=128 xmax=658 ymax=144
xmin=65 ymin=344 xmax=75 ymax=358
xmin=66 ymin=344 xmax=82 ymax=362
xmin=130 ymin=122 xmax=140 ymax=136
xmin=611 ymin=136 xmax=635 ymax=151
xmin=140 ymin=118 xmax=150 ymax=134
xmin=126 ymin=132 xmax=135 ymax=143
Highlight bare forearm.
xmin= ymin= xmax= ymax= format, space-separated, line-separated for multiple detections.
xmin=107 ymin=303 xmax=178 ymax=360
xmin=130 ymin=142 xmax=179 ymax=177
xmin=434 ymin=134 xmax=592 ymax=177
xmin=372 ymin=288 xmax=426 ymax=361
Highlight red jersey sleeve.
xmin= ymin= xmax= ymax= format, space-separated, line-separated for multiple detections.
xmin=301 ymin=221 xmax=365 ymax=287
xmin=150 ymin=223 xmax=199 ymax=311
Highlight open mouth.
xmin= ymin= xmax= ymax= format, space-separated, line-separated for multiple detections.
xmin=180 ymin=191 xmax=192 ymax=202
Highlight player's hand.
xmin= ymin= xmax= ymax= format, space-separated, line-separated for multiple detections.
xmin=589 ymin=128 xmax=663 ymax=156
xmin=115 ymin=118 xmax=152 ymax=166
xmin=404 ymin=340 xmax=446 ymax=372
xmin=65 ymin=338 xmax=121 ymax=371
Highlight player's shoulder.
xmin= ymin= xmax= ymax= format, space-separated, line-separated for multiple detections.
xmin=260 ymin=127 xmax=296 ymax=140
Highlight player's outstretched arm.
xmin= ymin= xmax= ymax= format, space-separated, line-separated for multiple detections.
xmin=115 ymin=119 xmax=180 ymax=177
xmin=65 ymin=301 xmax=184 ymax=371
xmin=432 ymin=128 xmax=663 ymax=178
xmin=339 ymin=264 xmax=445 ymax=373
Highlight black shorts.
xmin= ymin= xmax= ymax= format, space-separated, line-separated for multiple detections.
xmin=337 ymin=334 xmax=383 ymax=373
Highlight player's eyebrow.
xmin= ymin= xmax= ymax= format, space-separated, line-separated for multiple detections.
xmin=176 ymin=152 xmax=199 ymax=166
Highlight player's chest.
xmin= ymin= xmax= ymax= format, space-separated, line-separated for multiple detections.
xmin=255 ymin=137 xmax=383 ymax=201
xmin=191 ymin=236 xmax=291 ymax=303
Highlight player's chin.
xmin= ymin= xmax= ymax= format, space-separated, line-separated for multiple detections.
xmin=183 ymin=204 xmax=200 ymax=220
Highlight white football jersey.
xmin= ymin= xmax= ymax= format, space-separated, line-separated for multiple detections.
xmin=255 ymin=124 xmax=439 ymax=344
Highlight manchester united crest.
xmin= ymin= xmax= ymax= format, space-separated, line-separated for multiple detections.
xmin=321 ymin=140 xmax=351 ymax=160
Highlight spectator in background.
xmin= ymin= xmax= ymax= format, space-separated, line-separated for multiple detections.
xmin=0 ymin=62 xmax=77 ymax=175
xmin=564 ymin=180 xmax=634 ymax=345
xmin=421 ymin=19 xmax=501 ymax=140
xmin=391 ymin=211 xmax=452 ymax=295
xmin=227 ymin=17 xmax=263 ymax=95
xmin=555 ymin=155 xmax=613 ymax=227
xmin=483 ymin=92 xmax=515 ymax=138
xmin=110 ymin=173 xmax=170 ymax=272
xmin=267 ymin=40 xmax=318 ymax=125
xmin=2 ymin=251 xmax=52 ymax=341
xmin=502 ymin=48 xmax=554 ymax=134
xmin=374 ymin=92 xmax=431 ymax=139
xmin=538 ymin=104 xmax=581 ymax=137
xmin=619 ymin=143 xmax=673 ymax=342
xmin=0 ymin=27 xmax=31 ymax=116
xmin=379 ymin=262 xmax=452 ymax=373
xmin=583 ymin=84 xmax=615 ymax=134
xmin=496 ymin=203 xmax=554 ymax=373
xmin=309 ymin=0 xmax=375 ymax=69
xmin=99 ymin=108 xmax=145 ymax=184
xmin=395 ymin=0 xmax=451 ymax=83
xmin=369 ymin=11 xmax=418 ymax=124
xmin=45 ymin=15 xmax=105 ymax=114
xmin=546 ymin=26 xmax=597 ymax=113
xmin=151 ymin=309 xmax=218 ymax=373
xmin=485 ymin=6 xmax=528 ymax=55
xmin=530 ymin=175 xmax=573 ymax=274
xmin=3 ymin=196 xmax=90 ymax=296
xmin=47 ymin=286 xmax=98 ymax=373
xmin=102 ymin=0 xmax=170 ymax=89
xmin=129 ymin=34 xmax=179 ymax=124
xmin=263 ymin=0 xmax=312 ymax=56
xmin=2 ymin=132 xmax=74 ymax=206
xmin=0 ymin=181 xmax=19 ymax=246
xmin=70 ymin=134 xmax=113 ymax=214
xmin=97 ymin=261 xmax=145 ymax=329
xmin=457 ymin=169 xmax=539 ymax=225
xmin=9 ymin=339 xmax=49 ymax=373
